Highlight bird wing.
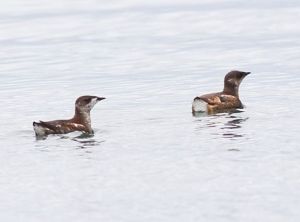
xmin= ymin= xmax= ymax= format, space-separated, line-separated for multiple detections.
xmin=39 ymin=120 xmax=86 ymax=133
xmin=197 ymin=93 xmax=239 ymax=105
xmin=197 ymin=93 xmax=222 ymax=105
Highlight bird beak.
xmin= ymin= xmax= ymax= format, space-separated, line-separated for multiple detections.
xmin=96 ymin=97 xmax=106 ymax=101
xmin=244 ymin=72 xmax=251 ymax=75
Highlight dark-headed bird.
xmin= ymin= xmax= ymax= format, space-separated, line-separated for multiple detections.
xmin=33 ymin=95 xmax=105 ymax=137
xmin=192 ymin=70 xmax=250 ymax=114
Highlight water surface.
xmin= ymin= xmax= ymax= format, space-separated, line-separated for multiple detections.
xmin=1 ymin=0 xmax=300 ymax=221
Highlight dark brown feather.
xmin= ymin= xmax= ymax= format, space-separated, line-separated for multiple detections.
xmin=193 ymin=70 xmax=249 ymax=114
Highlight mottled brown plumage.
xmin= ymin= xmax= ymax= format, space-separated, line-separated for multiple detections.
xmin=33 ymin=95 xmax=105 ymax=137
xmin=192 ymin=70 xmax=250 ymax=114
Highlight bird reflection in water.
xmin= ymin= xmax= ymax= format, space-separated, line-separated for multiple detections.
xmin=73 ymin=138 xmax=104 ymax=150
xmin=221 ymin=115 xmax=249 ymax=139
xmin=73 ymin=133 xmax=104 ymax=150
xmin=59 ymin=132 xmax=105 ymax=151
xmin=193 ymin=110 xmax=249 ymax=140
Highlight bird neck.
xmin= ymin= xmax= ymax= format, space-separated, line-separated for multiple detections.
xmin=72 ymin=107 xmax=92 ymax=129
xmin=223 ymin=85 xmax=239 ymax=97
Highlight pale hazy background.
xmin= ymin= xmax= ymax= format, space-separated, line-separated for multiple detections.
xmin=0 ymin=0 xmax=300 ymax=221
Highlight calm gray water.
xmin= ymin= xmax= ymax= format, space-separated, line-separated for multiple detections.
xmin=1 ymin=0 xmax=300 ymax=221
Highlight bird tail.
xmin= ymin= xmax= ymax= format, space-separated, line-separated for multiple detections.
xmin=192 ymin=97 xmax=207 ymax=113
xmin=33 ymin=121 xmax=47 ymax=137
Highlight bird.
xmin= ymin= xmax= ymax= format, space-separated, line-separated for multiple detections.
xmin=192 ymin=70 xmax=250 ymax=114
xmin=33 ymin=95 xmax=105 ymax=137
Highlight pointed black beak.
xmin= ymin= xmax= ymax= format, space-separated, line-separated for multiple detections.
xmin=244 ymin=72 xmax=251 ymax=76
xmin=96 ymin=97 xmax=106 ymax=101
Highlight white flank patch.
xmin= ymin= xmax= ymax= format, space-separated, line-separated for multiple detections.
xmin=192 ymin=98 xmax=207 ymax=113
xmin=33 ymin=124 xmax=46 ymax=136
